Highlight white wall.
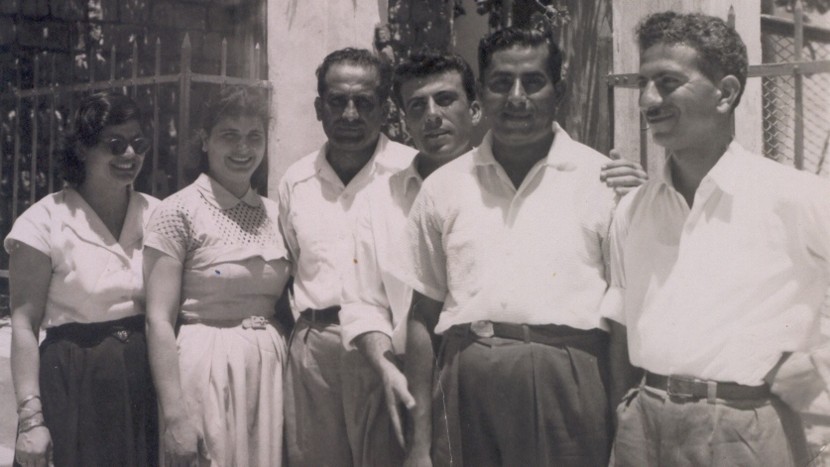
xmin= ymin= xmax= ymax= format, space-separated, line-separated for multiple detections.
xmin=266 ymin=1 xmax=386 ymax=197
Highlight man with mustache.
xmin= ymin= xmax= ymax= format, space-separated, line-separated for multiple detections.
xmin=277 ymin=47 xmax=416 ymax=466
xmin=399 ymin=27 xmax=644 ymax=466
xmin=604 ymin=11 xmax=830 ymax=466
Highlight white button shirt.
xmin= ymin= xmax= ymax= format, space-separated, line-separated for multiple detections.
xmin=602 ymin=142 xmax=830 ymax=386
xmin=341 ymin=159 xmax=422 ymax=353
xmin=3 ymin=188 xmax=159 ymax=327
xmin=278 ymin=134 xmax=416 ymax=314
xmin=399 ymin=124 xmax=616 ymax=335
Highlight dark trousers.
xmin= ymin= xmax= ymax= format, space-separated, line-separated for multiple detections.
xmin=433 ymin=323 xmax=612 ymax=467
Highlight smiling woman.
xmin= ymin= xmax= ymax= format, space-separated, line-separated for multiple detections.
xmin=144 ymin=86 xmax=291 ymax=467
xmin=4 ymin=92 xmax=160 ymax=467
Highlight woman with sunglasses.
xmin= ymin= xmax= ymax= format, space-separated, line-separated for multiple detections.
xmin=5 ymin=91 xmax=159 ymax=467
xmin=144 ymin=86 xmax=290 ymax=466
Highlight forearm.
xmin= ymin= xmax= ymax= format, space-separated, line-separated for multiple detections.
xmin=10 ymin=317 xmax=42 ymax=403
xmin=355 ymin=331 xmax=397 ymax=374
xmin=146 ymin=317 xmax=188 ymax=422
xmin=405 ymin=316 xmax=435 ymax=455
xmin=608 ymin=322 xmax=641 ymax=406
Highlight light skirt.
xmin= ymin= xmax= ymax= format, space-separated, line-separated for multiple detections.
xmin=175 ymin=320 xmax=287 ymax=467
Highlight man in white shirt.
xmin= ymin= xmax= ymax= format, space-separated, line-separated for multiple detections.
xmin=278 ymin=48 xmax=416 ymax=466
xmin=399 ymin=27 xmax=636 ymax=466
xmin=604 ymin=11 xmax=830 ymax=466
xmin=339 ymin=52 xmax=482 ymax=459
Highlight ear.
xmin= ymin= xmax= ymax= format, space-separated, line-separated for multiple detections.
xmin=199 ymin=129 xmax=209 ymax=153
xmin=314 ymin=97 xmax=323 ymax=121
xmin=469 ymin=100 xmax=483 ymax=126
xmin=553 ymin=79 xmax=567 ymax=105
xmin=716 ymin=75 xmax=741 ymax=114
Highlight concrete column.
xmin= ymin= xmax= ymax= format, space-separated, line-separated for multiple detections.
xmin=611 ymin=1 xmax=762 ymax=176
xmin=266 ymin=1 xmax=387 ymax=197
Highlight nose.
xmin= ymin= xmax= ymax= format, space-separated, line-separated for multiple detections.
xmin=639 ymin=80 xmax=662 ymax=111
xmin=424 ymin=98 xmax=442 ymax=130
xmin=342 ymin=98 xmax=359 ymax=121
xmin=507 ymin=78 xmax=527 ymax=107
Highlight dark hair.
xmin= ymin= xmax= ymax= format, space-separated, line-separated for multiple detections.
xmin=201 ymin=85 xmax=270 ymax=135
xmin=62 ymin=91 xmax=143 ymax=186
xmin=478 ymin=26 xmax=563 ymax=84
xmin=195 ymin=85 xmax=271 ymax=190
xmin=392 ymin=51 xmax=477 ymax=107
xmin=637 ymin=11 xmax=748 ymax=107
xmin=316 ymin=47 xmax=391 ymax=101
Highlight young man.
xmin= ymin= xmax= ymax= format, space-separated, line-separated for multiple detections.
xmin=277 ymin=48 xmax=417 ymax=466
xmin=400 ymin=27 xmax=638 ymax=466
xmin=339 ymin=52 xmax=482 ymax=463
xmin=604 ymin=12 xmax=830 ymax=466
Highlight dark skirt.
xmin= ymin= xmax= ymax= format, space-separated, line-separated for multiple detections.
xmin=31 ymin=315 xmax=159 ymax=467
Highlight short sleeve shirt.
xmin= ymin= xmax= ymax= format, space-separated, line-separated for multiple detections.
xmin=399 ymin=124 xmax=617 ymax=335
xmin=602 ymin=142 xmax=830 ymax=385
xmin=277 ymin=134 xmax=416 ymax=314
xmin=3 ymin=188 xmax=160 ymax=328
xmin=144 ymin=174 xmax=289 ymax=320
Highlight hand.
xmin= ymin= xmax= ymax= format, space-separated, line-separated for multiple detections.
xmin=600 ymin=149 xmax=648 ymax=196
xmin=15 ymin=425 xmax=52 ymax=467
xmin=403 ymin=450 xmax=432 ymax=467
xmin=379 ymin=361 xmax=416 ymax=449
xmin=162 ymin=414 xmax=202 ymax=467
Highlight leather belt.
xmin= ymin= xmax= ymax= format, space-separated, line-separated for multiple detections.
xmin=644 ymin=371 xmax=770 ymax=400
xmin=452 ymin=321 xmax=605 ymax=346
xmin=180 ymin=315 xmax=271 ymax=330
xmin=300 ymin=306 xmax=341 ymax=325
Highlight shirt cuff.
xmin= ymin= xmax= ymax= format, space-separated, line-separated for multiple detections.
xmin=340 ymin=303 xmax=394 ymax=351
xmin=600 ymin=285 xmax=626 ymax=325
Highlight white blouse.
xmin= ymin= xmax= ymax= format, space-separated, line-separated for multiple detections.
xmin=3 ymin=188 xmax=160 ymax=328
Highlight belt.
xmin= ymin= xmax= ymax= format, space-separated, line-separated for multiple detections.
xmin=179 ymin=315 xmax=272 ymax=330
xmin=299 ymin=306 xmax=341 ymax=325
xmin=644 ymin=371 xmax=770 ymax=400
xmin=452 ymin=321 xmax=605 ymax=347
xmin=45 ymin=315 xmax=145 ymax=346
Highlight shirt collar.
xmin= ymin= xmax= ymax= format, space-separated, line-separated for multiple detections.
xmin=661 ymin=141 xmax=746 ymax=195
xmin=194 ymin=173 xmax=262 ymax=209
xmin=473 ymin=122 xmax=578 ymax=171
xmin=314 ymin=133 xmax=400 ymax=184
xmin=392 ymin=156 xmax=424 ymax=193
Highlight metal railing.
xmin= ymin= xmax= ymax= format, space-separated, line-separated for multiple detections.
xmin=0 ymin=34 xmax=272 ymax=276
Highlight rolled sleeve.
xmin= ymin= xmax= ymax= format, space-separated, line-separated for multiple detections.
xmin=397 ymin=187 xmax=447 ymax=302
xmin=340 ymin=201 xmax=395 ymax=349
xmin=600 ymin=193 xmax=633 ymax=326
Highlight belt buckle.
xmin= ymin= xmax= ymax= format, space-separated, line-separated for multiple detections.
xmin=246 ymin=316 xmax=268 ymax=330
xmin=114 ymin=329 xmax=130 ymax=342
xmin=470 ymin=320 xmax=494 ymax=338
xmin=665 ymin=375 xmax=695 ymax=400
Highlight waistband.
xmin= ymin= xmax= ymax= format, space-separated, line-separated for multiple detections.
xmin=299 ymin=306 xmax=341 ymax=325
xmin=644 ymin=371 xmax=771 ymax=401
xmin=44 ymin=314 xmax=145 ymax=346
xmin=179 ymin=315 xmax=273 ymax=329
xmin=447 ymin=321 xmax=606 ymax=346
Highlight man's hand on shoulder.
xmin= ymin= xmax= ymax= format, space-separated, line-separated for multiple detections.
xmin=601 ymin=149 xmax=648 ymax=197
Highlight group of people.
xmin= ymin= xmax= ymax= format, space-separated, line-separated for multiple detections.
xmin=5 ymin=9 xmax=830 ymax=467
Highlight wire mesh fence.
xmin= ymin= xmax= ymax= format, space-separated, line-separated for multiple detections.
xmin=762 ymin=29 xmax=830 ymax=177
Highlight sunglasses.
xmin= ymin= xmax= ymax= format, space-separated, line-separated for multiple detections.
xmin=100 ymin=136 xmax=151 ymax=156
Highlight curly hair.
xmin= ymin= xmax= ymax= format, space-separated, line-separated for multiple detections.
xmin=392 ymin=51 xmax=477 ymax=107
xmin=316 ymin=47 xmax=391 ymax=101
xmin=637 ymin=11 xmax=748 ymax=106
xmin=478 ymin=26 xmax=563 ymax=84
xmin=62 ymin=91 xmax=143 ymax=187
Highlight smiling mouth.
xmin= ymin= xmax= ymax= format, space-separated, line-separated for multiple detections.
xmin=228 ymin=155 xmax=254 ymax=164
xmin=644 ymin=108 xmax=675 ymax=124
xmin=112 ymin=161 xmax=137 ymax=170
